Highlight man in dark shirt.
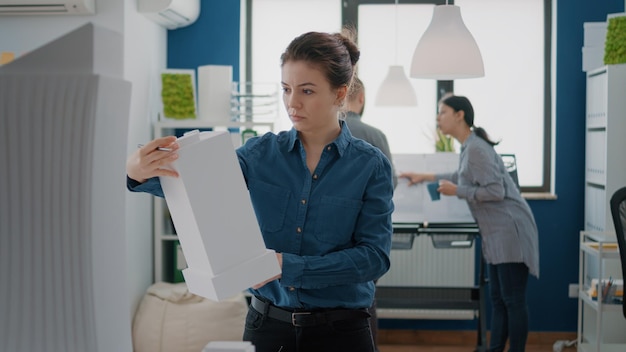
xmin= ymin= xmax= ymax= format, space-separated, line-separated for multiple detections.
xmin=345 ymin=77 xmax=397 ymax=188
xmin=345 ymin=77 xmax=397 ymax=351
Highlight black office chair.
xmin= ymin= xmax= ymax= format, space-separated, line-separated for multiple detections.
xmin=610 ymin=186 xmax=626 ymax=319
xmin=500 ymin=154 xmax=520 ymax=190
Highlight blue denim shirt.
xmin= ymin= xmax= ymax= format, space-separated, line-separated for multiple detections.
xmin=128 ymin=122 xmax=394 ymax=309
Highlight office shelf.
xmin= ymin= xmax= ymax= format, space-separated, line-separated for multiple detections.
xmin=577 ymin=231 xmax=626 ymax=352
xmin=578 ymin=64 xmax=626 ymax=352
xmin=583 ymin=64 xmax=626 ymax=233
xmin=152 ymin=119 xmax=275 ymax=283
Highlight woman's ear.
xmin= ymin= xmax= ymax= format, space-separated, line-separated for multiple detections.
xmin=335 ymin=85 xmax=348 ymax=105
xmin=455 ymin=110 xmax=466 ymax=124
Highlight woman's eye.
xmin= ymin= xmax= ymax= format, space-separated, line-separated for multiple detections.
xmin=303 ymin=89 xmax=313 ymax=95
xmin=282 ymin=87 xmax=291 ymax=94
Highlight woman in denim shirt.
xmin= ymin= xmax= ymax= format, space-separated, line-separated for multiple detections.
xmin=126 ymin=30 xmax=394 ymax=352
xmin=399 ymin=95 xmax=539 ymax=352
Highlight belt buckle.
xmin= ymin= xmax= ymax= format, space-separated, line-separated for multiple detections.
xmin=291 ymin=312 xmax=311 ymax=327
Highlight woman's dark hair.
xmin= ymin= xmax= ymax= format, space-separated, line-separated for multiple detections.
xmin=280 ymin=30 xmax=360 ymax=90
xmin=441 ymin=95 xmax=499 ymax=146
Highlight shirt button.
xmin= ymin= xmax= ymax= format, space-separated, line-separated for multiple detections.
xmin=296 ymin=227 xmax=302 ymax=233
xmin=313 ymin=174 xmax=318 ymax=180
xmin=301 ymin=199 xmax=306 ymax=205
xmin=326 ymin=146 xmax=331 ymax=151
xmin=289 ymin=287 xmax=295 ymax=291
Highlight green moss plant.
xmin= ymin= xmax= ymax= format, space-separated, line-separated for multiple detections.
xmin=604 ymin=15 xmax=626 ymax=65
xmin=161 ymin=73 xmax=196 ymax=119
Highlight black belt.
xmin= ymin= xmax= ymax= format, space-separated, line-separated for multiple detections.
xmin=250 ymin=296 xmax=370 ymax=327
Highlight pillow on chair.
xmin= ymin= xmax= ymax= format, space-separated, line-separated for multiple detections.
xmin=132 ymin=282 xmax=248 ymax=352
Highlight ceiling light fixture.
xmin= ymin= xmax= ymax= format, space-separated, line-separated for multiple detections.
xmin=375 ymin=0 xmax=418 ymax=106
xmin=410 ymin=1 xmax=484 ymax=80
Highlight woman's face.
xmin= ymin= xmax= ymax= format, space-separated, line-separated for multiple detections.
xmin=436 ymin=102 xmax=462 ymax=135
xmin=281 ymin=60 xmax=343 ymax=133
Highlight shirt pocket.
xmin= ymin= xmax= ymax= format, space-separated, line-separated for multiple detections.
xmin=248 ymin=180 xmax=290 ymax=233
xmin=314 ymin=196 xmax=363 ymax=245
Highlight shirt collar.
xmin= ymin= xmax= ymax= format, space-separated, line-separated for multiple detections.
xmin=287 ymin=120 xmax=352 ymax=157
xmin=461 ymin=130 xmax=476 ymax=152
xmin=345 ymin=111 xmax=362 ymax=120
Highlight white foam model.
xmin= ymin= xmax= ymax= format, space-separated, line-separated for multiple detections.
xmin=203 ymin=341 xmax=255 ymax=352
xmin=197 ymin=65 xmax=233 ymax=122
xmin=159 ymin=130 xmax=281 ymax=301
xmin=0 ymin=23 xmax=132 ymax=351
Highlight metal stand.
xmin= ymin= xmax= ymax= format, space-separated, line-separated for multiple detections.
xmin=376 ymin=222 xmax=487 ymax=352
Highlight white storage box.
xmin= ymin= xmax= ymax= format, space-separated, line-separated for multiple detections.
xmin=198 ymin=65 xmax=233 ymax=122
xmin=582 ymin=46 xmax=605 ymax=72
xmin=583 ymin=22 xmax=607 ymax=48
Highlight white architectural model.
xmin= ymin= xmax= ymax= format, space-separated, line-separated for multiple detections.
xmin=160 ymin=130 xmax=281 ymax=301
xmin=0 ymin=23 xmax=133 ymax=351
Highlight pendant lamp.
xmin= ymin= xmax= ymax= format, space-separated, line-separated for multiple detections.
xmin=375 ymin=65 xmax=418 ymax=106
xmin=375 ymin=0 xmax=417 ymax=106
xmin=410 ymin=4 xmax=484 ymax=80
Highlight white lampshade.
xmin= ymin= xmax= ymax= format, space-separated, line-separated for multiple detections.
xmin=375 ymin=65 xmax=418 ymax=106
xmin=410 ymin=5 xmax=484 ymax=80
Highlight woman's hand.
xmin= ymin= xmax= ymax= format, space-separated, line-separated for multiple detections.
xmin=398 ymin=172 xmax=435 ymax=186
xmin=251 ymin=253 xmax=283 ymax=289
xmin=438 ymin=179 xmax=457 ymax=196
xmin=126 ymin=136 xmax=180 ymax=183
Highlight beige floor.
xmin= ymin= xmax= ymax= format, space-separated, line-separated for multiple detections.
xmin=378 ymin=344 xmax=556 ymax=352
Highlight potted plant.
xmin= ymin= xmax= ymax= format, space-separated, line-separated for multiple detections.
xmin=435 ymin=128 xmax=455 ymax=152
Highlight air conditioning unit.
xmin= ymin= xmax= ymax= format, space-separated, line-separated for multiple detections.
xmin=138 ymin=0 xmax=200 ymax=30
xmin=0 ymin=0 xmax=95 ymax=15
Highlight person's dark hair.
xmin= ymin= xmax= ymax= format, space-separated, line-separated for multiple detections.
xmin=441 ymin=95 xmax=499 ymax=146
xmin=280 ymin=30 xmax=360 ymax=91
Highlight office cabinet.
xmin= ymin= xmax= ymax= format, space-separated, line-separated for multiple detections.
xmin=152 ymin=120 xmax=275 ymax=283
xmin=584 ymin=64 xmax=626 ymax=232
xmin=577 ymin=231 xmax=625 ymax=352
xmin=578 ymin=64 xmax=626 ymax=352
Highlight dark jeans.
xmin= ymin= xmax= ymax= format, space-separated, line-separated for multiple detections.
xmin=368 ymin=299 xmax=379 ymax=351
xmin=488 ymin=262 xmax=530 ymax=352
xmin=243 ymin=304 xmax=375 ymax=352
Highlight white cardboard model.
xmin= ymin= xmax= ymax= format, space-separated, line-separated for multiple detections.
xmin=0 ymin=23 xmax=133 ymax=351
xmin=198 ymin=65 xmax=233 ymax=122
xmin=159 ymin=130 xmax=281 ymax=301
xmin=203 ymin=341 xmax=255 ymax=352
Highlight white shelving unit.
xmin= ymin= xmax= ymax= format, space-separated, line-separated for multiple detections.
xmin=152 ymin=120 xmax=275 ymax=283
xmin=584 ymin=64 xmax=626 ymax=232
xmin=578 ymin=63 xmax=626 ymax=352
xmin=577 ymin=231 xmax=625 ymax=352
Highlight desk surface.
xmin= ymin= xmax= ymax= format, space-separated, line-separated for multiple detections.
xmin=392 ymin=154 xmax=474 ymax=224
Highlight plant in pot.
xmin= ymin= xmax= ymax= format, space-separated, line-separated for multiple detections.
xmin=435 ymin=128 xmax=455 ymax=152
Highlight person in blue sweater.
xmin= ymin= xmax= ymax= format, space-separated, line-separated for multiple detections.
xmin=399 ymin=95 xmax=539 ymax=352
xmin=126 ymin=30 xmax=394 ymax=352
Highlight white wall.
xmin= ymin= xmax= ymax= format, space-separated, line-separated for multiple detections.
xmin=0 ymin=0 xmax=165 ymax=347
xmin=122 ymin=0 xmax=167 ymax=317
